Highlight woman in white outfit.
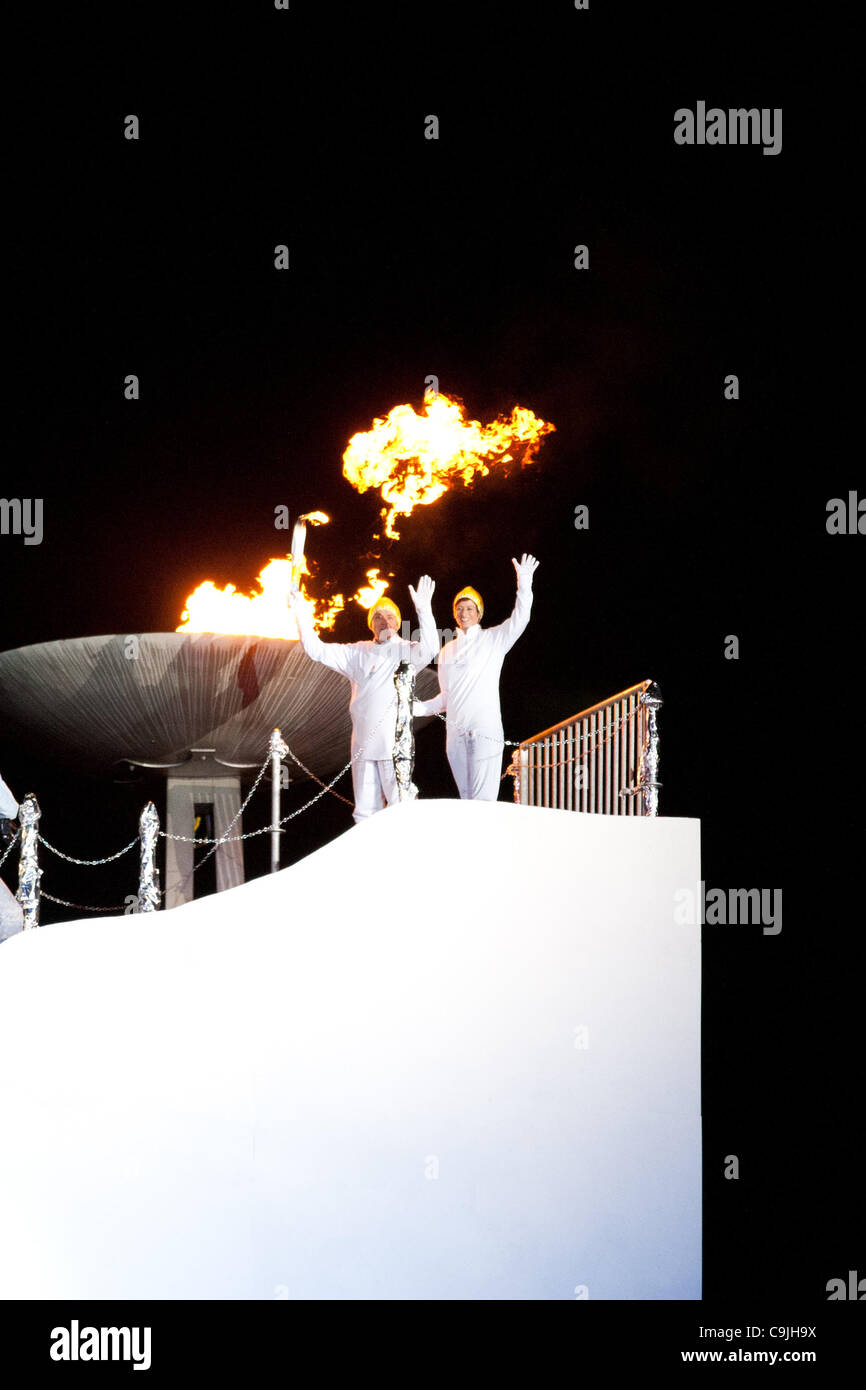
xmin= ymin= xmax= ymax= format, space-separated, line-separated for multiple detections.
xmin=288 ymin=577 xmax=438 ymax=822
xmin=414 ymin=554 xmax=538 ymax=801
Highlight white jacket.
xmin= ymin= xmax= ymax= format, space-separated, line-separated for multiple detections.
xmin=0 ymin=775 xmax=18 ymax=820
xmin=294 ymin=601 xmax=439 ymax=761
xmin=419 ymin=588 xmax=532 ymax=741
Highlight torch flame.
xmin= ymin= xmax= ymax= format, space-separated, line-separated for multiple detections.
xmin=342 ymin=391 xmax=555 ymax=539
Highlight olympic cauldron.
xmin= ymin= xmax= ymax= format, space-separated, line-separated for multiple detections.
xmin=0 ymin=633 xmax=439 ymax=906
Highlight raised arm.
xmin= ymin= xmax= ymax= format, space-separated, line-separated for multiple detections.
xmin=490 ymin=553 xmax=539 ymax=653
xmin=406 ymin=574 xmax=439 ymax=669
xmin=288 ymin=589 xmax=355 ymax=678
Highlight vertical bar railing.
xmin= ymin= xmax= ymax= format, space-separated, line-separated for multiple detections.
xmin=507 ymin=681 xmax=662 ymax=816
xmin=544 ymin=734 xmax=551 ymax=809
xmin=628 ymin=690 xmax=638 ymax=814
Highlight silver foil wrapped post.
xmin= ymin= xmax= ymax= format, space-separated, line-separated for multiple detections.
xmin=638 ymin=682 xmax=663 ymax=816
xmin=269 ymin=727 xmax=289 ymax=872
xmin=138 ymin=801 xmax=161 ymax=913
xmin=393 ymin=661 xmax=418 ymax=802
xmin=16 ymin=794 xmax=42 ymax=929
xmin=506 ymin=747 xmax=529 ymax=805
xmin=506 ymin=748 xmax=520 ymax=803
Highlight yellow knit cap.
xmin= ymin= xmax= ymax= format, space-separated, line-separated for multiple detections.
xmin=453 ymin=586 xmax=484 ymax=619
xmin=367 ymin=596 xmax=402 ymax=631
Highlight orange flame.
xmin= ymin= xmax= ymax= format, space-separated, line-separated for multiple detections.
xmin=342 ymin=391 xmax=555 ymax=538
xmin=176 ymin=558 xmax=344 ymax=639
xmin=351 ymin=568 xmax=393 ymax=611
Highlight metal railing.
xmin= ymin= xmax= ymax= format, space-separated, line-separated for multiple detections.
xmin=507 ymin=680 xmax=663 ymax=815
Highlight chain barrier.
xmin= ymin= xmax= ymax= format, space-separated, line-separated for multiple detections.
xmin=283 ymin=746 xmax=354 ymax=808
xmin=37 ymin=835 xmax=139 ymax=866
xmin=5 ymin=718 xmax=394 ymax=919
xmin=41 ymin=892 xmax=131 ymax=913
xmin=276 ymin=701 xmax=396 ymax=825
xmin=162 ymin=701 xmax=395 ymax=853
xmin=23 ymin=834 xmax=140 ymax=915
xmin=424 ymin=709 xmax=521 ymax=783
xmin=171 ymin=706 xmax=399 ymax=908
xmin=11 ymin=699 xmax=516 ymax=881
xmin=431 ymin=710 xmax=521 ymax=748
xmin=188 ymin=751 xmax=274 ymax=872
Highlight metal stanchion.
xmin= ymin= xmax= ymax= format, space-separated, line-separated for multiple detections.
xmin=138 ymin=801 xmax=161 ymax=912
xmin=507 ymin=745 xmax=529 ymax=805
xmin=269 ymin=728 xmax=289 ymax=871
xmin=638 ymin=682 xmax=663 ymax=816
xmin=16 ymin=794 xmax=42 ymax=929
xmin=393 ymin=662 xmax=418 ymax=802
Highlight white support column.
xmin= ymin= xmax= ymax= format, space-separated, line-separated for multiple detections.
xmin=164 ymin=774 xmax=245 ymax=908
xmin=165 ymin=778 xmax=195 ymax=910
xmin=213 ymin=781 xmax=244 ymax=893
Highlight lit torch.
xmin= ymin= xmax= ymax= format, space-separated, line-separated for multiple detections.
xmin=290 ymin=511 xmax=330 ymax=588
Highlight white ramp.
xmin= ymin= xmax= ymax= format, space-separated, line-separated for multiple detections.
xmin=0 ymin=800 xmax=701 ymax=1300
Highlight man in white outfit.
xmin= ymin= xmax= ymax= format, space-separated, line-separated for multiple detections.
xmin=0 ymin=771 xmax=24 ymax=940
xmin=414 ymin=553 xmax=539 ymax=801
xmin=288 ymin=576 xmax=438 ymax=822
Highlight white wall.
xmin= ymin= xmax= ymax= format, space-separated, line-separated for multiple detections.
xmin=0 ymin=799 xmax=701 ymax=1300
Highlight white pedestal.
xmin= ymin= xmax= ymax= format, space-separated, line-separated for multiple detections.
xmin=0 ymin=800 xmax=701 ymax=1299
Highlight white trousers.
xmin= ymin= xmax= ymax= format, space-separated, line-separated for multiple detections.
xmin=351 ymin=757 xmax=400 ymax=823
xmin=446 ymin=732 xmax=505 ymax=802
xmin=0 ymin=879 xmax=23 ymax=941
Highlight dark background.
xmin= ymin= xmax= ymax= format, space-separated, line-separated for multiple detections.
xmin=2 ymin=4 xmax=860 ymax=1307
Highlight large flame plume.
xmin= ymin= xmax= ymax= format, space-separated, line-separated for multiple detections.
xmin=177 ymin=392 xmax=555 ymax=637
xmin=342 ymin=391 xmax=556 ymax=539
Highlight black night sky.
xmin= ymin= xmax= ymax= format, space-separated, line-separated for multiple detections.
xmin=1 ymin=4 xmax=861 ymax=1322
